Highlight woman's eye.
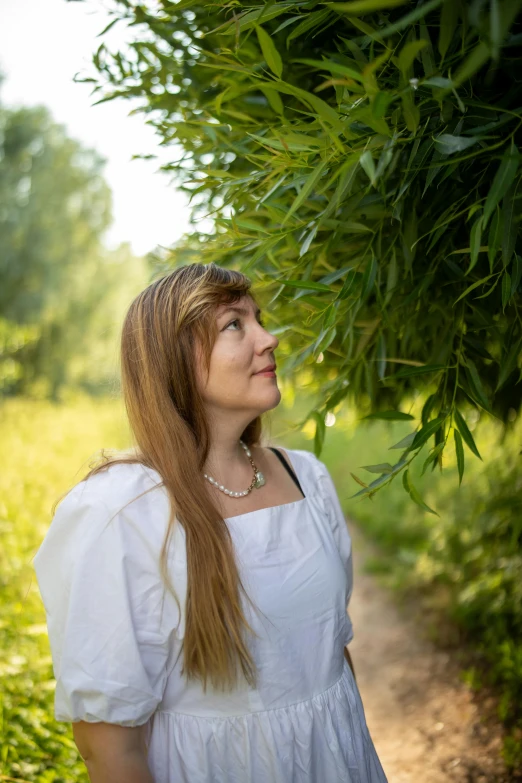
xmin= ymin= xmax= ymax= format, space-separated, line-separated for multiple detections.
xmin=224 ymin=318 xmax=265 ymax=330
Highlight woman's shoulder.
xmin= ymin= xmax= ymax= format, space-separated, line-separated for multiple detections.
xmin=55 ymin=461 xmax=165 ymax=529
xmin=34 ymin=462 xmax=169 ymax=573
xmin=267 ymin=446 xmax=328 ymax=483
xmin=279 ymin=447 xmax=326 ymax=471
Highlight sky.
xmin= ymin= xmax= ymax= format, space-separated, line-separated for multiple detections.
xmin=0 ymin=0 xmax=202 ymax=256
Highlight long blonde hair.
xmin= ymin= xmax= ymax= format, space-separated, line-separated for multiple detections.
xmin=68 ymin=263 xmax=267 ymax=692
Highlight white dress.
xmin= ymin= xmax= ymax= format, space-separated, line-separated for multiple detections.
xmin=33 ymin=448 xmax=388 ymax=783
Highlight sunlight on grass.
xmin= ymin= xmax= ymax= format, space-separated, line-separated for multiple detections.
xmin=0 ymin=393 xmax=132 ymax=782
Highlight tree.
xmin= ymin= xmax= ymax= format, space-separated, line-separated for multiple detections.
xmin=77 ymin=0 xmax=522 ymax=505
xmin=0 ymin=98 xmax=119 ymax=397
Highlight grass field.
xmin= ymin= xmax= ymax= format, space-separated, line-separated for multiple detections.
xmin=0 ymin=394 xmax=132 ymax=782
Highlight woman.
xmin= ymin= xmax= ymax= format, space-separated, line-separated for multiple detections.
xmin=33 ymin=263 xmax=388 ymax=783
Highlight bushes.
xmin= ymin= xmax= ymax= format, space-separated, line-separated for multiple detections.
xmin=343 ymin=409 xmax=522 ymax=768
xmin=420 ymin=437 xmax=522 ymax=763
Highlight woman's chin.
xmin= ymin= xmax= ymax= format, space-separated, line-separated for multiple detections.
xmin=259 ymin=388 xmax=282 ymax=412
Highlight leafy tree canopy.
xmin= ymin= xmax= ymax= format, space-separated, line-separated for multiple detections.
xmin=77 ymin=0 xmax=522 ymax=505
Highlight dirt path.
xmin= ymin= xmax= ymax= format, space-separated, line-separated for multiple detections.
xmin=348 ymin=522 xmax=513 ymax=783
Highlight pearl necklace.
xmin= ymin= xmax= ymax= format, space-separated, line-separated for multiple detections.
xmin=203 ymin=440 xmax=266 ymax=498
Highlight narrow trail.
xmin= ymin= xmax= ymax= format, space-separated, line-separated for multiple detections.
xmin=348 ymin=522 xmax=512 ymax=783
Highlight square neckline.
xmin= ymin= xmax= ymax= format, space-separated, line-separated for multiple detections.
xmin=224 ymin=496 xmax=307 ymax=523
xmin=224 ymin=449 xmax=307 ymax=523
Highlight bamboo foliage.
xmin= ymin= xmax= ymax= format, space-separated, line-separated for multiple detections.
xmin=79 ymin=0 xmax=522 ymax=506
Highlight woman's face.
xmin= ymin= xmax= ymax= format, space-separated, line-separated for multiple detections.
xmin=197 ymin=295 xmax=281 ymax=417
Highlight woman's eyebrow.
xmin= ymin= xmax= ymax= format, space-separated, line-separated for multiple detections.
xmin=219 ymin=306 xmax=262 ymax=318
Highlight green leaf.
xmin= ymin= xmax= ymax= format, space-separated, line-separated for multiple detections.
xmin=260 ymin=86 xmax=285 ymax=115
xmin=96 ymin=16 xmax=122 ymax=37
xmin=350 ymin=472 xmax=369 ymax=488
xmin=272 ymin=13 xmax=308 ymax=34
xmin=299 ymin=223 xmax=319 ymax=257
xmin=490 ymin=0 xmax=502 ymax=59
xmin=401 ymin=93 xmax=420 ymax=133
xmin=274 ymin=279 xmax=332 ymax=292
xmin=198 ymin=61 xmax=253 ymax=75
xmin=467 ymin=214 xmax=483 ymax=275
xmin=325 ymin=0 xmax=407 ymax=15
xmin=409 ymin=480 xmax=439 ymax=515
xmin=402 ymin=468 xmax=439 ymax=515
xmin=372 ymin=91 xmax=395 ymax=120
xmin=291 ymin=58 xmax=363 ymax=83
xmin=434 ymin=134 xmax=481 ymax=156
xmin=452 ymin=41 xmax=490 ymax=89
xmin=502 ymin=271 xmax=512 ymax=311
xmin=419 ymin=20 xmax=434 ymax=77
xmin=410 ymin=416 xmax=445 ymax=451
xmin=283 ymin=159 xmax=329 ymax=224
xmin=423 ymin=77 xmax=452 ymax=89
xmin=337 ymin=269 xmax=359 ymax=300
xmin=255 ymin=25 xmax=283 ymax=78
xmin=473 ymin=277 xmax=500 ymax=301
xmin=483 ymin=141 xmax=521 ymax=228
xmin=438 ymin=0 xmax=459 ymax=59
xmin=420 ymin=442 xmax=444 ymax=476
xmin=389 ymin=432 xmax=416 ymax=450
xmin=464 ymin=358 xmax=492 ymax=413
xmin=360 ymin=255 xmax=378 ymax=299
xmin=323 ymin=301 xmax=338 ymax=328
xmin=453 ymin=274 xmax=496 ymax=305
xmin=502 ymin=176 xmax=521 ymax=266
xmin=488 ymin=206 xmax=503 ymax=269
xmin=361 ymin=462 xmax=395 ymax=474
xmin=258 ymin=79 xmax=344 ymax=131
xmin=349 ymin=470 xmax=394 ymax=498
xmin=398 ymin=40 xmax=428 ymax=78
xmin=453 ymin=408 xmax=482 ymax=460
xmin=383 ymin=250 xmax=397 ymax=307
xmin=394 ymin=364 xmax=446 ymax=378
xmin=221 ymin=4 xmax=290 ymax=34
xmin=234 ymin=219 xmax=271 ymax=233
xmin=362 ymin=410 xmax=415 ymax=421
xmin=421 ymin=393 xmax=437 ymax=426
xmin=246 ymin=133 xmax=306 ymax=152
xmin=359 ymin=150 xmax=376 ymax=186
xmin=311 ymin=410 xmax=326 ymax=456
xmin=495 ymin=337 xmax=522 ymax=392
xmin=454 ymin=429 xmax=465 ymax=486
xmin=402 ymin=467 xmax=411 ymax=492
xmin=286 ymin=9 xmax=331 ymax=46
xmin=511 ymin=254 xmax=522 ymax=296
xmin=369 ymin=0 xmax=442 ymax=37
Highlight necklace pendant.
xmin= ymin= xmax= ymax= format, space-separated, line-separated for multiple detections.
xmin=254 ymin=470 xmax=265 ymax=488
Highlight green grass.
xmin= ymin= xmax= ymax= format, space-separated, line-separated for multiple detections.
xmin=0 ymin=393 xmax=130 ymax=782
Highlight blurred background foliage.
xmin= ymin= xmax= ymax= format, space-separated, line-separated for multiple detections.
xmin=0 ymin=88 xmax=150 ymax=398
xmin=1 ymin=0 xmax=522 ymax=776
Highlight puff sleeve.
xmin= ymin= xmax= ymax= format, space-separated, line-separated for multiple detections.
xmin=33 ymin=485 xmax=171 ymax=726
xmin=312 ymin=455 xmax=354 ymax=645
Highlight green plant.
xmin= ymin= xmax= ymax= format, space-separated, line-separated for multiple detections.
xmin=77 ymin=0 xmax=522 ymax=511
